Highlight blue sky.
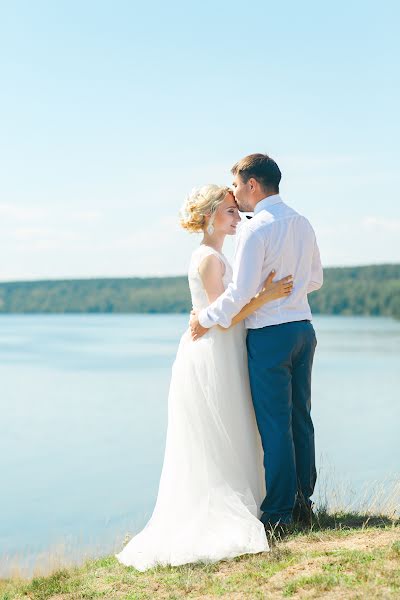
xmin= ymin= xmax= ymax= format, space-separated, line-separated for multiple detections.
xmin=0 ymin=0 xmax=399 ymax=280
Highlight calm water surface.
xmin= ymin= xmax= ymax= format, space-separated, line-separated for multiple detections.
xmin=0 ymin=314 xmax=399 ymax=575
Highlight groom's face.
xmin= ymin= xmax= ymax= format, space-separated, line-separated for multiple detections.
xmin=232 ymin=174 xmax=253 ymax=212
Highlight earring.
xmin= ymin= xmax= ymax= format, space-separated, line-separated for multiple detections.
xmin=207 ymin=224 xmax=214 ymax=235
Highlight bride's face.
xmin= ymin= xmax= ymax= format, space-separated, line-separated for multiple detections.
xmin=213 ymin=192 xmax=241 ymax=235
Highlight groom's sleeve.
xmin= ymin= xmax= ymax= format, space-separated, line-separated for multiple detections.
xmin=307 ymin=233 xmax=323 ymax=293
xmin=198 ymin=227 xmax=265 ymax=328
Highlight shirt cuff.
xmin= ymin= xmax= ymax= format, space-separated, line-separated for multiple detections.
xmin=198 ymin=308 xmax=214 ymax=328
xmin=307 ymin=280 xmax=323 ymax=293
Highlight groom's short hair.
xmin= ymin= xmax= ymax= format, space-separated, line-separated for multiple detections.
xmin=231 ymin=153 xmax=281 ymax=192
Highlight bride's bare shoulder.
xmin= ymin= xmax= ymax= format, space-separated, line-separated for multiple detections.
xmin=198 ymin=253 xmax=224 ymax=276
xmin=189 ymin=245 xmax=225 ymax=276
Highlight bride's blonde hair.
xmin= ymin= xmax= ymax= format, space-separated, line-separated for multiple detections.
xmin=180 ymin=184 xmax=232 ymax=233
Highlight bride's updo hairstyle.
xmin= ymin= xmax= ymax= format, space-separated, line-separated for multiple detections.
xmin=180 ymin=184 xmax=232 ymax=233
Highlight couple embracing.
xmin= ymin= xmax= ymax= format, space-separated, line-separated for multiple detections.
xmin=116 ymin=153 xmax=323 ymax=570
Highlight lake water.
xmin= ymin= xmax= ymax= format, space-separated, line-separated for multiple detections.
xmin=0 ymin=314 xmax=399 ymax=576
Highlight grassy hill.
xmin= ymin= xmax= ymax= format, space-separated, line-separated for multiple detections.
xmin=0 ymin=264 xmax=399 ymax=319
xmin=1 ymin=513 xmax=399 ymax=599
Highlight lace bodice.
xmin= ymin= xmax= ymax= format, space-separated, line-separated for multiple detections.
xmin=188 ymin=245 xmax=233 ymax=311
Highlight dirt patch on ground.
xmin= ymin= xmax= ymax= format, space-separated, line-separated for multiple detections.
xmin=203 ymin=529 xmax=400 ymax=599
xmin=283 ymin=528 xmax=400 ymax=554
xmin=264 ymin=529 xmax=400 ymax=599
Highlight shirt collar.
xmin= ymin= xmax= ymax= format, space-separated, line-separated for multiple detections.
xmin=254 ymin=194 xmax=282 ymax=215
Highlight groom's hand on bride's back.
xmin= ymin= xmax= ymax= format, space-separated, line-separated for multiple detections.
xmin=190 ymin=309 xmax=209 ymax=341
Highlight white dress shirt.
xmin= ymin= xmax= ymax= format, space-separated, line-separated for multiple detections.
xmin=198 ymin=195 xmax=323 ymax=329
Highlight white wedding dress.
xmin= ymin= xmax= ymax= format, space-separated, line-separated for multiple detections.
xmin=115 ymin=245 xmax=268 ymax=570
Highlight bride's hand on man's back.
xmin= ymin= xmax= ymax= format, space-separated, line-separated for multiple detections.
xmin=261 ymin=270 xmax=293 ymax=301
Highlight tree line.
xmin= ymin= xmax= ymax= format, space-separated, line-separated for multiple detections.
xmin=0 ymin=264 xmax=399 ymax=319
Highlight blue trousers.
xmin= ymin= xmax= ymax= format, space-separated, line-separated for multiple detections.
xmin=246 ymin=320 xmax=317 ymax=524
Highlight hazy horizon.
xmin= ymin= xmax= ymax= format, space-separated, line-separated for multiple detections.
xmin=0 ymin=260 xmax=399 ymax=285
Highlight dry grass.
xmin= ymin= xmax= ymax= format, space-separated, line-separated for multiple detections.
xmin=1 ymin=512 xmax=399 ymax=600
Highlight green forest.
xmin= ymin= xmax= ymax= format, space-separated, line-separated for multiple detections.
xmin=0 ymin=264 xmax=399 ymax=319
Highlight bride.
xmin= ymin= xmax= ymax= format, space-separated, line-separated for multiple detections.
xmin=115 ymin=185 xmax=293 ymax=570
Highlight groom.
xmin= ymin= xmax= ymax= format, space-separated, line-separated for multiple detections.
xmin=190 ymin=153 xmax=323 ymax=530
